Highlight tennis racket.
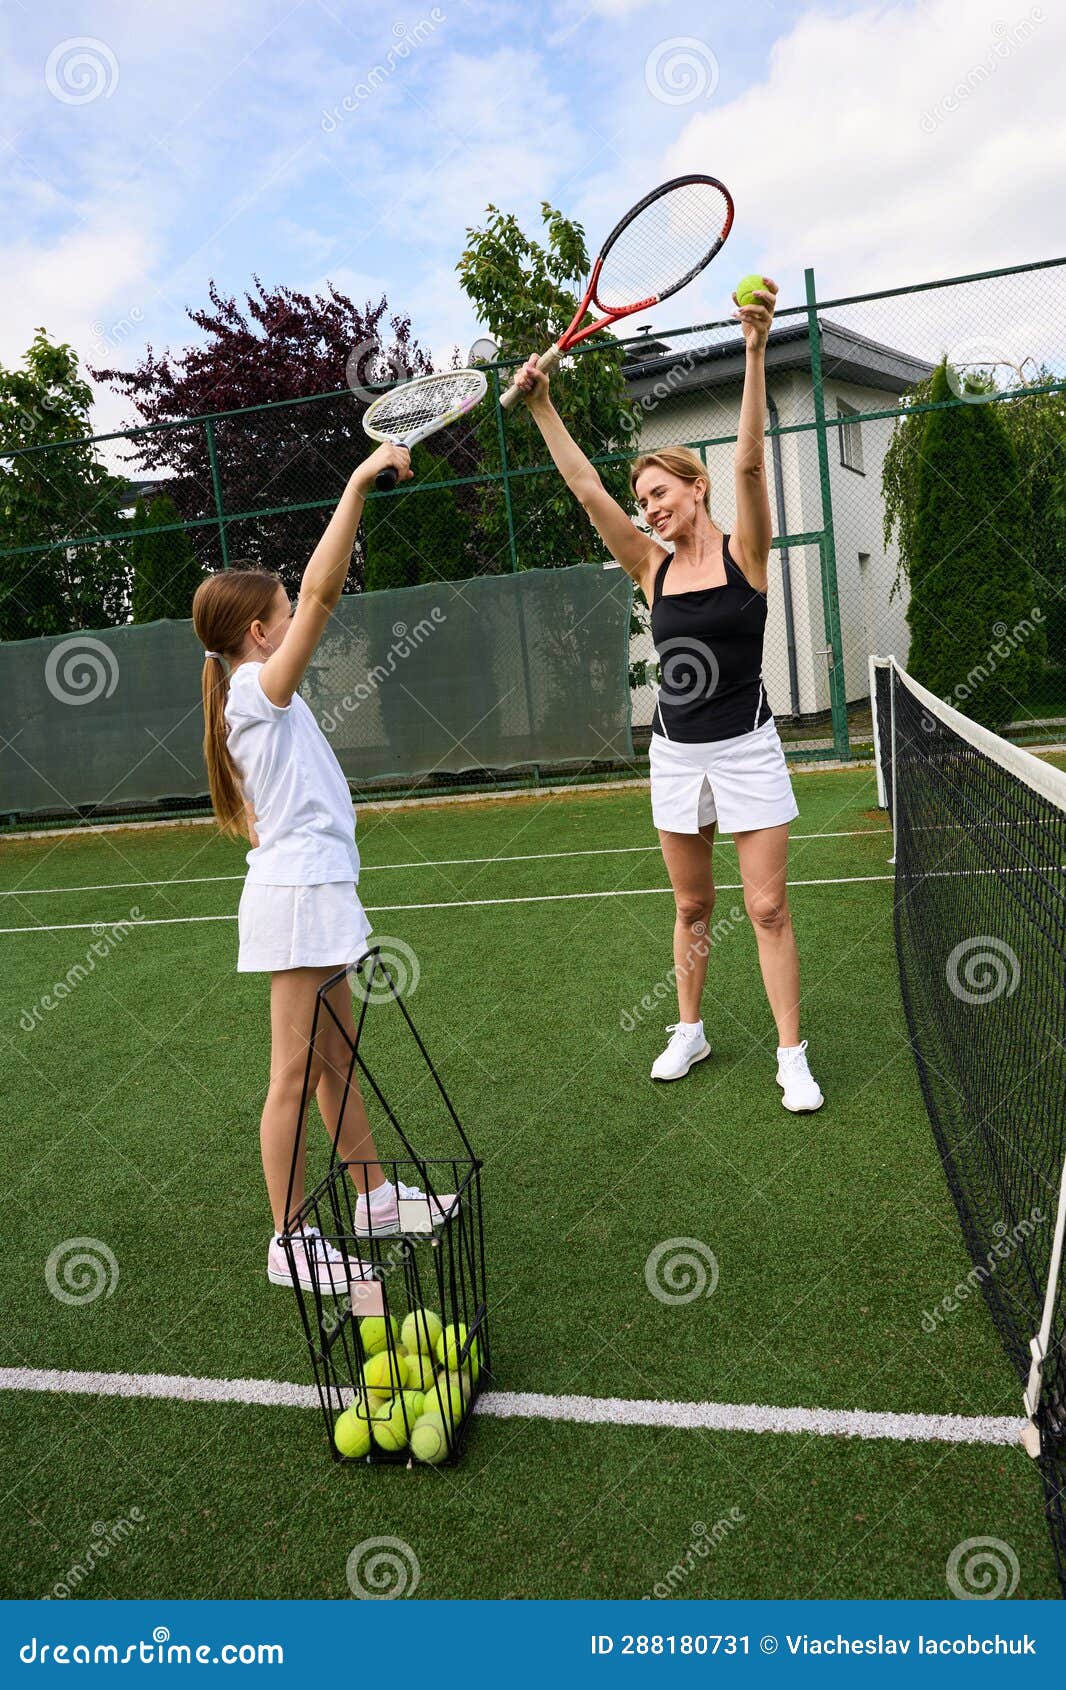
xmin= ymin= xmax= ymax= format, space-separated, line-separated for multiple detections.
xmin=500 ymin=174 xmax=734 ymax=411
xmin=362 ymin=368 xmax=487 ymax=490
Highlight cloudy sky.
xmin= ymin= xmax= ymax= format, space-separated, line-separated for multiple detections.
xmin=2 ymin=0 xmax=1060 ymax=432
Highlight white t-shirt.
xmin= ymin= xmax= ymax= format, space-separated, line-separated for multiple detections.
xmin=224 ymin=661 xmax=360 ymax=886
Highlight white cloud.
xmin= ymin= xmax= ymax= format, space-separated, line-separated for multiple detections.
xmin=655 ymin=0 xmax=1063 ymax=368
xmin=663 ymin=0 xmax=1061 ymax=288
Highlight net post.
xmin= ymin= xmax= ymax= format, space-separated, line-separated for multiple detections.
xmin=204 ymin=417 xmax=230 ymax=570
xmin=804 ymin=267 xmax=849 ymax=761
xmin=1022 ymin=1147 xmax=1066 ymax=1458
xmin=869 ymin=655 xmax=886 ymax=810
xmin=887 ymin=656 xmax=897 ymax=866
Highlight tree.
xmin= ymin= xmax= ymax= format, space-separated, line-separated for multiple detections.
xmin=885 ymin=365 xmax=1065 ymax=700
xmin=456 ymin=203 xmax=636 ymax=573
xmin=0 ymin=330 xmax=129 ymax=640
xmin=363 ymin=444 xmax=469 ymax=592
xmin=991 ymin=373 xmax=1066 ymax=662
xmin=92 ymin=279 xmax=433 ymax=595
xmin=886 ymin=360 xmax=1044 ymax=728
xmin=130 ymin=495 xmax=205 ymax=622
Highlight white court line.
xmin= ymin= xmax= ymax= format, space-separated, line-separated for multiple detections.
xmin=0 ymin=1366 xmax=1021 ymax=1447
xmin=0 ymin=828 xmax=891 ymax=901
xmin=0 ymin=872 xmax=895 ymax=935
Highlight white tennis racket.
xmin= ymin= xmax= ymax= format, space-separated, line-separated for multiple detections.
xmin=362 ymin=369 xmax=487 ymax=490
xmin=500 ymin=174 xmax=734 ymax=410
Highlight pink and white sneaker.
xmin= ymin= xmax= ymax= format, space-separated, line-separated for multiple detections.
xmin=354 ymin=1179 xmax=456 ymax=1237
xmin=267 ymin=1226 xmax=366 ymax=1293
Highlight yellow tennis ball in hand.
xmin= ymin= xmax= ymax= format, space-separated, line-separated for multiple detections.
xmin=735 ymin=274 xmax=766 ymax=308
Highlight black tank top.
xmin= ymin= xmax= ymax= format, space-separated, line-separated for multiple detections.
xmin=650 ymin=534 xmax=772 ymax=743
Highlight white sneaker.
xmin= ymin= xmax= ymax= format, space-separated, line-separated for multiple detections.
xmin=651 ymin=1023 xmax=711 ymax=1082
xmin=776 ymin=1041 xmax=824 ymax=1112
xmin=354 ymin=1179 xmax=456 ymax=1237
xmin=267 ymin=1227 xmax=367 ymax=1293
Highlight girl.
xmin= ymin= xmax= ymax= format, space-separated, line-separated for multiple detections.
xmin=514 ymin=277 xmax=822 ymax=1112
xmin=193 ymin=440 xmax=452 ymax=1293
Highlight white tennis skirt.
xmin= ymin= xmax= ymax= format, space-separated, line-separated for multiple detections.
xmin=649 ymin=718 xmax=799 ymax=835
xmin=237 ymin=881 xmax=373 ymax=973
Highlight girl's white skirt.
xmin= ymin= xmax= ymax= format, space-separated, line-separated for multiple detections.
xmin=649 ymin=718 xmax=799 ymax=835
xmin=237 ymin=881 xmax=373 ymax=973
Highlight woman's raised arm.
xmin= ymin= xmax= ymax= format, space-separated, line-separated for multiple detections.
xmin=514 ymin=357 xmax=666 ymax=598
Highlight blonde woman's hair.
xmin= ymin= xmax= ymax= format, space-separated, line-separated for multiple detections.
xmin=192 ymin=566 xmax=281 ymax=840
xmin=629 ymin=447 xmax=711 ymax=515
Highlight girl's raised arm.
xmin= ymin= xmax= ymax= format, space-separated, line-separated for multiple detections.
xmin=514 ymin=358 xmax=666 ymax=599
xmin=260 ymin=441 xmax=411 ymax=707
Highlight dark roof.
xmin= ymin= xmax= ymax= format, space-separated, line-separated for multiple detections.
xmin=623 ymin=317 xmax=936 ymax=401
xmin=117 ymin=478 xmax=168 ymax=508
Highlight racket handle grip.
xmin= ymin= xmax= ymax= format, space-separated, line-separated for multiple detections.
xmin=375 ymin=466 xmax=400 ymax=492
xmin=499 ymin=344 xmax=563 ymax=411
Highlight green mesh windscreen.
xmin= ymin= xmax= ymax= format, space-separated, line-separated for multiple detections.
xmin=0 ymin=564 xmax=634 ymax=818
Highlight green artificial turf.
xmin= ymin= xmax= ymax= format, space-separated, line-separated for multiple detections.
xmin=0 ymin=768 xmax=1060 ymax=1600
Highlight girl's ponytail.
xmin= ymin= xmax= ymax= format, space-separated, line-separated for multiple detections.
xmin=200 ymin=654 xmax=245 ymax=839
xmin=192 ymin=567 xmax=282 ymax=841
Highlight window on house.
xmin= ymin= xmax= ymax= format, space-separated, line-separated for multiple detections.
xmin=838 ymin=399 xmax=864 ymax=473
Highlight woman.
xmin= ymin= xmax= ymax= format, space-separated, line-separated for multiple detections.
xmin=193 ymin=439 xmax=453 ymax=1295
xmin=514 ymin=277 xmax=822 ymax=1112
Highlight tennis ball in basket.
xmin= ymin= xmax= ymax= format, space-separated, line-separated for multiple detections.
xmin=333 ymin=1406 xmax=371 ymax=1458
xmin=435 ymin=1371 xmax=471 ymax=1423
xmin=372 ymin=1398 xmax=410 ymax=1453
xmin=360 ymin=1314 xmax=398 ymax=1357
xmin=402 ymin=1349 xmax=437 ymax=1391
xmin=410 ymin=1411 xmax=451 ymax=1465
xmin=401 ymin=1308 xmax=443 ymax=1356
xmin=735 ymin=274 xmax=766 ymax=308
xmin=437 ymin=1323 xmax=480 ymax=1378
xmin=363 ymin=1350 xmax=406 ymax=1402
xmin=400 ymin=1389 xmax=426 ymax=1424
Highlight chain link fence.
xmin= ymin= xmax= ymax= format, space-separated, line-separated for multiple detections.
xmin=1 ymin=256 xmax=1063 ymax=820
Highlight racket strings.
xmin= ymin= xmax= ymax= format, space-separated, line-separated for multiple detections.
xmin=594 ymin=180 xmax=732 ymax=311
xmin=366 ymin=371 xmax=484 ymax=437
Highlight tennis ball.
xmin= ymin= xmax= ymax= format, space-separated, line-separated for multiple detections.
xmin=402 ymin=1349 xmax=437 ymax=1392
xmin=437 ymin=1323 xmax=480 ymax=1378
xmin=735 ymin=274 xmax=766 ymax=309
xmin=362 ymin=1349 xmax=406 ymax=1403
xmin=410 ymin=1411 xmax=451 ymax=1465
xmin=435 ymin=1321 xmax=465 ymax=1367
xmin=333 ymin=1406 xmax=371 ymax=1458
xmin=372 ymin=1397 xmax=410 ymax=1453
xmin=359 ymin=1314 xmax=399 ymax=1357
xmin=401 ymin=1308 xmax=443 ymax=1356
xmin=400 ymin=1388 xmax=426 ymax=1425
xmin=433 ymin=1371 xmax=471 ymax=1423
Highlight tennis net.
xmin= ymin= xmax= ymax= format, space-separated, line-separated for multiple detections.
xmin=875 ymin=659 xmax=1066 ymax=1597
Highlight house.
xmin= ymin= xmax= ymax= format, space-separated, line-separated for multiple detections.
xmin=618 ymin=318 xmax=934 ymax=729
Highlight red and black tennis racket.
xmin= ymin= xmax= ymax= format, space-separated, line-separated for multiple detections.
xmin=500 ymin=174 xmax=733 ymax=411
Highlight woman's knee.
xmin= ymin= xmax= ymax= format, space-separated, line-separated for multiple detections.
xmin=745 ymin=891 xmax=789 ymax=933
xmin=675 ymin=892 xmax=715 ymax=930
